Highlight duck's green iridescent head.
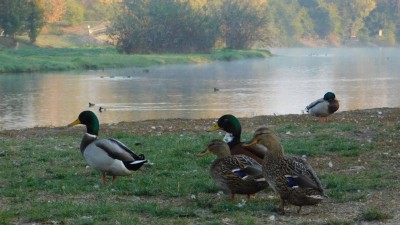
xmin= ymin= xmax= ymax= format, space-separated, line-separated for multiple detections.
xmin=68 ymin=110 xmax=100 ymax=136
xmin=208 ymin=114 xmax=242 ymax=136
xmin=323 ymin=92 xmax=336 ymax=101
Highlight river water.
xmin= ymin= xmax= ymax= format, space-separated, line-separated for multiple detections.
xmin=0 ymin=48 xmax=399 ymax=130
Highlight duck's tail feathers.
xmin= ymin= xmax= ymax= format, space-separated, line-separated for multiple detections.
xmin=137 ymin=153 xmax=145 ymax=160
xmin=123 ymin=159 xmax=147 ymax=171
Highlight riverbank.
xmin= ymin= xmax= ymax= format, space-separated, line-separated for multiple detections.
xmin=0 ymin=46 xmax=271 ymax=73
xmin=0 ymin=107 xmax=399 ymax=224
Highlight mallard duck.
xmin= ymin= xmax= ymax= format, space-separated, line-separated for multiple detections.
xmin=89 ymin=102 xmax=95 ymax=107
xmin=208 ymin=114 xmax=267 ymax=164
xmin=68 ymin=111 xmax=147 ymax=185
xmin=244 ymin=127 xmax=326 ymax=214
xmin=99 ymin=106 xmax=106 ymax=113
xmin=306 ymin=92 xmax=339 ymax=122
xmin=199 ymin=139 xmax=268 ymax=203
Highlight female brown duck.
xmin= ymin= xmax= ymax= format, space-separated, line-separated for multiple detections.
xmin=244 ymin=127 xmax=327 ymax=214
xmin=199 ymin=139 xmax=268 ymax=203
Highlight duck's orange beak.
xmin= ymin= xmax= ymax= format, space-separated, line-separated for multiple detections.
xmin=208 ymin=123 xmax=220 ymax=132
xmin=198 ymin=148 xmax=211 ymax=157
xmin=242 ymin=139 xmax=258 ymax=147
xmin=68 ymin=119 xmax=81 ymax=127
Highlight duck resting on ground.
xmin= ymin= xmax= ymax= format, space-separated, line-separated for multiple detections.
xmin=199 ymin=139 xmax=268 ymax=203
xmin=68 ymin=110 xmax=147 ymax=185
xmin=306 ymin=92 xmax=339 ymax=122
xmin=243 ymin=127 xmax=327 ymax=215
xmin=208 ymin=114 xmax=267 ymax=164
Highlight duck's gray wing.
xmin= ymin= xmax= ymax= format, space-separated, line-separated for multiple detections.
xmin=306 ymin=98 xmax=324 ymax=112
xmin=94 ymin=138 xmax=145 ymax=161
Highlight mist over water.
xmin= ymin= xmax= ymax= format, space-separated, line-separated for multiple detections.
xmin=1 ymin=48 xmax=399 ymax=130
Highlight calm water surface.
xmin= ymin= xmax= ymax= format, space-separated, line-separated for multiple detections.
xmin=0 ymin=48 xmax=399 ymax=130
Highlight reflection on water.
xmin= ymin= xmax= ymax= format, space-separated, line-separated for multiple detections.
xmin=0 ymin=48 xmax=399 ymax=130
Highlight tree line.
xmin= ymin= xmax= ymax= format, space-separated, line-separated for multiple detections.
xmin=1 ymin=0 xmax=399 ymax=51
xmin=108 ymin=0 xmax=270 ymax=53
xmin=0 ymin=0 xmax=115 ymax=43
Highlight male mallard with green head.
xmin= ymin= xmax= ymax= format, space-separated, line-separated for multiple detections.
xmin=244 ymin=127 xmax=326 ymax=215
xmin=199 ymin=139 xmax=268 ymax=203
xmin=208 ymin=114 xmax=267 ymax=164
xmin=68 ymin=111 xmax=147 ymax=185
xmin=306 ymin=92 xmax=339 ymax=122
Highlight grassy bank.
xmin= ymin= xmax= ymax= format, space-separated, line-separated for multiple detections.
xmin=0 ymin=108 xmax=399 ymax=224
xmin=0 ymin=47 xmax=271 ymax=73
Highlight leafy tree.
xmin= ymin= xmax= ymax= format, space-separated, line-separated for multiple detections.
xmin=108 ymin=0 xmax=153 ymax=53
xmin=220 ymin=0 xmax=269 ymax=49
xmin=146 ymin=0 xmax=219 ymax=52
xmin=265 ymin=0 xmax=311 ymax=45
xmin=0 ymin=0 xmax=28 ymax=39
xmin=82 ymin=0 xmax=119 ymax=21
xmin=299 ymin=0 xmax=335 ymax=38
xmin=348 ymin=0 xmax=377 ymax=37
xmin=27 ymin=0 xmax=45 ymax=43
xmin=109 ymin=0 xmax=219 ymax=53
xmin=311 ymin=7 xmax=332 ymax=38
xmin=328 ymin=0 xmax=376 ymax=38
xmin=39 ymin=0 xmax=66 ymax=23
xmin=364 ymin=0 xmax=400 ymax=44
xmin=64 ymin=0 xmax=84 ymax=25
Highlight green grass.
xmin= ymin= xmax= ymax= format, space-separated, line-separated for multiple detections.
xmin=357 ymin=207 xmax=392 ymax=221
xmin=1 ymin=109 xmax=399 ymax=224
xmin=320 ymin=221 xmax=353 ymax=225
xmin=0 ymin=45 xmax=271 ymax=73
xmin=275 ymin=123 xmax=370 ymax=157
xmin=0 ymin=132 xmax=275 ymax=224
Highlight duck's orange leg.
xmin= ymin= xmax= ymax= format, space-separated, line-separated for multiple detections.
xmin=102 ymin=172 xmax=107 ymax=185
xmin=278 ymin=198 xmax=285 ymax=215
xmin=319 ymin=117 xmax=329 ymax=123
xmin=230 ymin=194 xmax=236 ymax=203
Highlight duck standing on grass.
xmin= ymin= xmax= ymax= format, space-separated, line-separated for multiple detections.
xmin=306 ymin=92 xmax=339 ymax=122
xmin=198 ymin=139 xmax=268 ymax=203
xmin=208 ymin=114 xmax=267 ymax=164
xmin=68 ymin=111 xmax=147 ymax=185
xmin=244 ymin=127 xmax=326 ymax=215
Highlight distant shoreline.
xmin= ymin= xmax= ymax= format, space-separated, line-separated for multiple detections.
xmin=2 ymin=107 xmax=398 ymax=133
xmin=0 ymin=47 xmax=271 ymax=74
